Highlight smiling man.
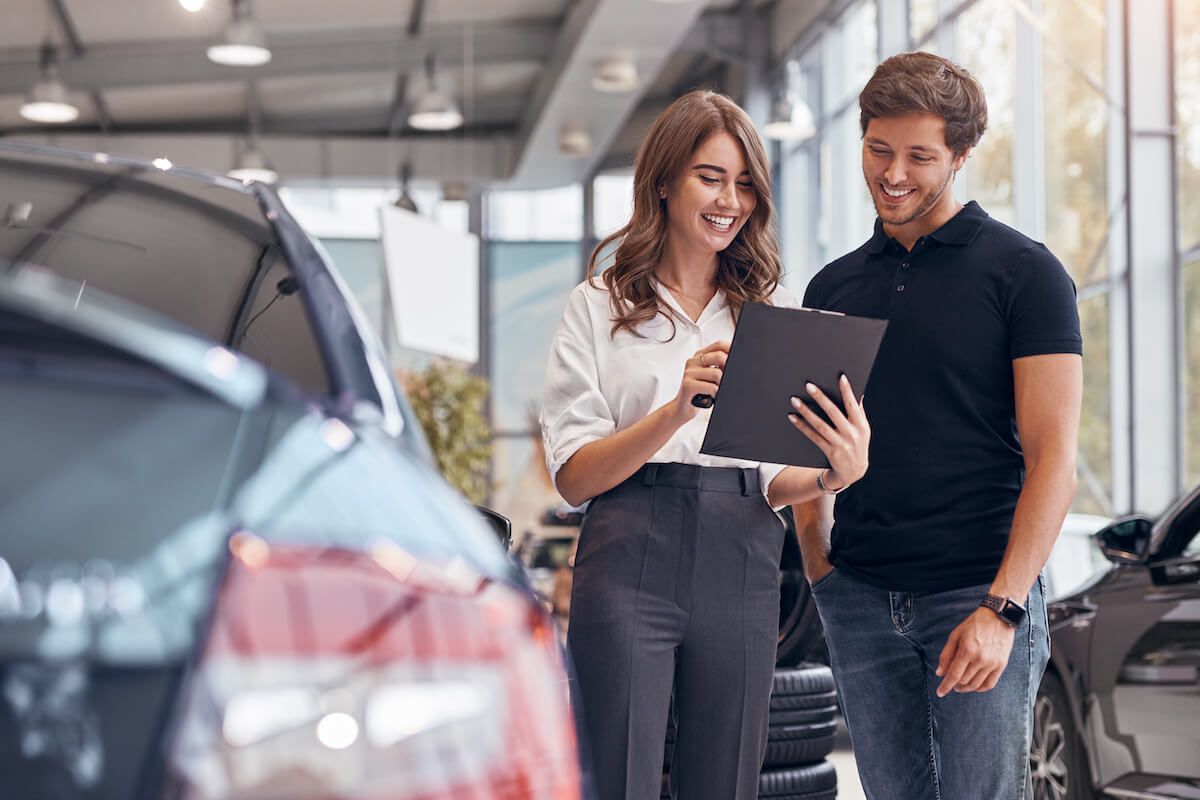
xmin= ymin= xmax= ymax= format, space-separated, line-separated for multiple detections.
xmin=797 ymin=52 xmax=1083 ymax=799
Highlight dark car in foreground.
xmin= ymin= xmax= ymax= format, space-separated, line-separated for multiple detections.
xmin=1032 ymin=484 xmax=1200 ymax=800
xmin=0 ymin=142 xmax=580 ymax=798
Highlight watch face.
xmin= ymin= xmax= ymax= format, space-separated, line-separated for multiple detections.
xmin=1000 ymin=598 xmax=1027 ymax=626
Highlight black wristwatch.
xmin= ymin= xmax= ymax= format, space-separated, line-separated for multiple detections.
xmin=979 ymin=594 xmax=1026 ymax=627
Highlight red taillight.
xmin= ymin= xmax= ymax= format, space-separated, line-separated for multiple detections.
xmin=167 ymin=537 xmax=581 ymax=799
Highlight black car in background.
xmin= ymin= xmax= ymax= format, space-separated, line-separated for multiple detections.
xmin=1032 ymin=484 xmax=1200 ymax=800
xmin=0 ymin=142 xmax=581 ymax=798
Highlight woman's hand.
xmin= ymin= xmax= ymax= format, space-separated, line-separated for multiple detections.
xmin=788 ymin=375 xmax=870 ymax=489
xmin=670 ymin=340 xmax=730 ymax=423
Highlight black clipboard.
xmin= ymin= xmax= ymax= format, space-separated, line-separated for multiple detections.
xmin=699 ymin=301 xmax=888 ymax=468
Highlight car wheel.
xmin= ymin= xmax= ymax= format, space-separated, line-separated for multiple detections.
xmin=777 ymin=507 xmax=827 ymax=667
xmin=1031 ymin=671 xmax=1091 ymax=800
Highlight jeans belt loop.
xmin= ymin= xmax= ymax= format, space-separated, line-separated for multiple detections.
xmin=642 ymin=463 xmax=659 ymax=487
xmin=739 ymin=468 xmax=751 ymax=496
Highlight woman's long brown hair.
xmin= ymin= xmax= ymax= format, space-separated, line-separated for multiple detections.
xmin=588 ymin=90 xmax=783 ymax=338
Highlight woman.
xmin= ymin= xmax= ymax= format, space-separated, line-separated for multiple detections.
xmin=540 ymin=90 xmax=870 ymax=800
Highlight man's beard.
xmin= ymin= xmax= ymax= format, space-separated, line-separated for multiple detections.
xmin=869 ymin=167 xmax=955 ymax=226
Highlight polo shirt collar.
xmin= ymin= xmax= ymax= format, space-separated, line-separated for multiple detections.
xmin=864 ymin=200 xmax=989 ymax=254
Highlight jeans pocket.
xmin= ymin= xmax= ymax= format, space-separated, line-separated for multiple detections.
xmin=809 ymin=565 xmax=838 ymax=592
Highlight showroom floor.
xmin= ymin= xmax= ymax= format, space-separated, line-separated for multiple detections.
xmin=828 ymin=721 xmax=867 ymax=800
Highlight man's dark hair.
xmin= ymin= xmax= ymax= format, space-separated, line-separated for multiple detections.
xmin=859 ymin=51 xmax=988 ymax=156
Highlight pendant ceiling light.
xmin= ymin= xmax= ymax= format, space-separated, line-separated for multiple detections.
xmin=228 ymin=145 xmax=278 ymax=184
xmin=393 ymin=163 xmax=419 ymax=213
xmin=20 ymin=41 xmax=80 ymax=124
xmin=408 ymin=55 xmax=463 ymax=132
xmin=208 ymin=0 xmax=271 ymax=66
xmin=763 ymin=61 xmax=816 ymax=142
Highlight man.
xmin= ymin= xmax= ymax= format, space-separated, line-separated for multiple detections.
xmin=797 ymin=52 xmax=1083 ymax=799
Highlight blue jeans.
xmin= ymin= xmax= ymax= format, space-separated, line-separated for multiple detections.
xmin=811 ymin=567 xmax=1050 ymax=800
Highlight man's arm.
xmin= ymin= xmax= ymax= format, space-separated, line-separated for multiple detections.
xmin=935 ymin=353 xmax=1082 ymax=696
xmin=794 ymin=495 xmax=835 ymax=584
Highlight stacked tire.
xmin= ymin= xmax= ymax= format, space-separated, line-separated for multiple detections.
xmin=662 ymin=663 xmax=839 ymax=799
xmin=760 ymin=664 xmax=839 ymax=799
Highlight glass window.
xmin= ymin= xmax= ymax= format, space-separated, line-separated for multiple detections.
xmin=486 ymin=185 xmax=583 ymax=241
xmin=955 ymin=0 xmax=1016 ymax=225
xmin=1185 ymin=258 xmax=1200 ymax=487
xmin=593 ymin=173 xmax=634 ymax=237
xmin=840 ymin=1 xmax=879 ymax=105
xmin=1178 ymin=0 xmax=1200 ymax=251
xmin=1076 ymin=292 xmax=1113 ymax=515
xmin=1041 ymin=0 xmax=1110 ymax=285
xmin=488 ymin=241 xmax=582 ymax=541
xmin=910 ymin=0 xmax=939 ymax=46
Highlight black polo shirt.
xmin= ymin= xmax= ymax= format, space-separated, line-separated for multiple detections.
xmin=802 ymin=201 xmax=1082 ymax=592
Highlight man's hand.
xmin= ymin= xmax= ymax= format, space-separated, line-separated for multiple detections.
xmin=934 ymin=607 xmax=1016 ymax=697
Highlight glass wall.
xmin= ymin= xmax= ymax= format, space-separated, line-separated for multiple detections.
xmin=484 ymin=186 xmax=588 ymax=545
xmin=778 ymin=0 xmax=1126 ymax=514
xmin=1179 ymin=0 xmax=1200 ymax=486
xmin=779 ymin=0 xmax=878 ymax=293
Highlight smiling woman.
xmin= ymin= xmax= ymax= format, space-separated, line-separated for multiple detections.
xmin=539 ymin=89 xmax=872 ymax=800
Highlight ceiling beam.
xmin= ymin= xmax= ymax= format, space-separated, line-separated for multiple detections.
xmin=386 ymin=0 xmax=427 ymax=136
xmin=3 ymin=132 xmax=517 ymax=184
xmin=0 ymin=21 xmax=553 ymax=95
xmin=46 ymin=0 xmax=113 ymax=132
xmin=0 ymin=93 xmax=523 ymax=137
xmin=508 ymin=0 xmax=707 ymax=188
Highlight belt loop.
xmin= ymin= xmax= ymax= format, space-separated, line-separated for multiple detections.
xmin=739 ymin=468 xmax=751 ymax=496
xmin=642 ymin=463 xmax=658 ymax=487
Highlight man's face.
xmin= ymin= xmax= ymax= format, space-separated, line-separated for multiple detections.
xmin=861 ymin=112 xmax=968 ymax=227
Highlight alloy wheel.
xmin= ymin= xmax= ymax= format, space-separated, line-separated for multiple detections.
xmin=1030 ymin=694 xmax=1069 ymax=800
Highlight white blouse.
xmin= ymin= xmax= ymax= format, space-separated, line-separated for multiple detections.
xmin=540 ymin=276 xmax=800 ymax=504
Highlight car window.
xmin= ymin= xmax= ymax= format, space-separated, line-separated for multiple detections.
xmin=0 ymin=154 xmax=331 ymax=395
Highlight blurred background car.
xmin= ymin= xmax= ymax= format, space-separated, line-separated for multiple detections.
xmin=0 ymin=141 xmax=581 ymax=799
xmin=1032 ymin=484 xmax=1200 ymax=800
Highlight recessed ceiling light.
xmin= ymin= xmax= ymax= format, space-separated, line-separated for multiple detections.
xmin=559 ymin=124 xmax=592 ymax=157
xmin=180 ymin=0 xmax=207 ymax=11
xmin=592 ymin=57 xmax=639 ymax=93
xmin=152 ymin=158 xmax=174 ymax=171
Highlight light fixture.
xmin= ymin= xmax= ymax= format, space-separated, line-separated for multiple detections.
xmin=393 ymin=163 xmax=419 ymax=213
xmin=558 ymin=124 xmax=592 ymax=157
xmin=763 ymin=61 xmax=816 ymax=142
xmin=763 ymin=96 xmax=816 ymax=141
xmin=407 ymin=55 xmax=463 ymax=132
xmin=228 ymin=145 xmax=278 ymax=184
xmin=180 ymin=0 xmax=207 ymax=11
xmin=592 ymin=56 xmax=639 ymax=93
xmin=20 ymin=42 xmax=80 ymax=124
xmin=207 ymin=0 xmax=271 ymax=66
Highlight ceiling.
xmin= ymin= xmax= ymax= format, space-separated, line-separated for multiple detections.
xmin=0 ymin=0 xmax=791 ymax=188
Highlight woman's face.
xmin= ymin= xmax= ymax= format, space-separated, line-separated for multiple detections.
xmin=662 ymin=131 xmax=758 ymax=255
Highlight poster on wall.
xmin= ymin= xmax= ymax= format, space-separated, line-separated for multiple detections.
xmin=379 ymin=205 xmax=479 ymax=364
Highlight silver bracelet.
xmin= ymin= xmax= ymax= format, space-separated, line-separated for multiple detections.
xmin=816 ymin=469 xmax=845 ymax=496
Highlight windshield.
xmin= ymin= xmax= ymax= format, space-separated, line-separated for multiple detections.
xmin=0 ymin=151 xmax=331 ymax=396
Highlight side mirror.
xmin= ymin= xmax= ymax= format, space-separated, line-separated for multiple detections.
xmin=475 ymin=506 xmax=513 ymax=551
xmin=1095 ymin=515 xmax=1153 ymax=564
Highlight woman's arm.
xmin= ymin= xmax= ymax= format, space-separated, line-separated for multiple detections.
xmin=555 ymin=340 xmax=730 ymax=506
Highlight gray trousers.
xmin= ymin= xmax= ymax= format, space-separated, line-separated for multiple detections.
xmin=567 ymin=463 xmax=783 ymax=800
